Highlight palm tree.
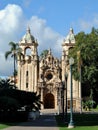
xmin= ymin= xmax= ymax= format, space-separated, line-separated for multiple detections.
xmin=5 ymin=42 xmax=22 ymax=87
xmin=0 ymin=78 xmax=16 ymax=89
xmin=40 ymin=49 xmax=48 ymax=59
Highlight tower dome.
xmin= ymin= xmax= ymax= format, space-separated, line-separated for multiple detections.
xmin=20 ymin=27 xmax=35 ymax=44
xmin=64 ymin=28 xmax=75 ymax=44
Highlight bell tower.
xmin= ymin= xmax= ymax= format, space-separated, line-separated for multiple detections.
xmin=17 ymin=27 xmax=39 ymax=92
xmin=62 ymin=28 xmax=75 ymax=81
xmin=62 ymin=28 xmax=81 ymax=112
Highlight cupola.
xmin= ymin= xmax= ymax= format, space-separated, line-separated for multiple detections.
xmin=19 ymin=26 xmax=35 ymax=44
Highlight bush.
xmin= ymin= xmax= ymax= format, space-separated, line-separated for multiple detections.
xmin=82 ymin=100 xmax=96 ymax=111
xmin=0 ymin=111 xmax=28 ymax=122
xmin=0 ymin=88 xmax=41 ymax=122
xmin=0 ymin=96 xmax=21 ymax=111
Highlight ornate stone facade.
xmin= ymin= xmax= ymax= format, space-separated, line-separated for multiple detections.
xmin=17 ymin=27 xmax=81 ymax=113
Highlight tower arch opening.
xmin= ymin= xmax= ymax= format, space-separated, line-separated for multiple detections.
xmin=25 ymin=47 xmax=31 ymax=56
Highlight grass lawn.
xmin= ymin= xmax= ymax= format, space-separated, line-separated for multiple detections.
xmin=56 ymin=113 xmax=98 ymax=130
xmin=0 ymin=123 xmax=11 ymax=129
xmin=0 ymin=122 xmax=20 ymax=129
xmin=0 ymin=124 xmax=8 ymax=129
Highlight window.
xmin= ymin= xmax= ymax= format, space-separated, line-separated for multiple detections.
xmin=26 ymin=71 xmax=29 ymax=88
xmin=67 ymin=100 xmax=76 ymax=110
xmin=26 ymin=71 xmax=28 ymax=76
xmin=26 ymin=82 xmax=28 ymax=88
xmin=68 ymin=100 xmax=70 ymax=109
xmin=46 ymin=73 xmax=53 ymax=80
xmin=73 ymin=100 xmax=76 ymax=110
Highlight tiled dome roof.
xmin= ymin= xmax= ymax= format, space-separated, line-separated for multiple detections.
xmin=20 ymin=27 xmax=35 ymax=43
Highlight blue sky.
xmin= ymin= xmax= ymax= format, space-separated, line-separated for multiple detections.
xmin=0 ymin=0 xmax=98 ymax=77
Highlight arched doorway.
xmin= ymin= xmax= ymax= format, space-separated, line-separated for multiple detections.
xmin=44 ymin=93 xmax=55 ymax=109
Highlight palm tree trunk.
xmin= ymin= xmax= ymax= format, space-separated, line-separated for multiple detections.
xmin=14 ymin=54 xmax=16 ymax=87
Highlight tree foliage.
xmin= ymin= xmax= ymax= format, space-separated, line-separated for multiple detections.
xmin=0 ymin=78 xmax=16 ymax=89
xmin=0 ymin=88 xmax=42 ymax=112
xmin=69 ymin=27 xmax=98 ymax=99
xmin=40 ymin=49 xmax=48 ymax=59
xmin=5 ymin=42 xmax=22 ymax=77
xmin=0 ymin=78 xmax=42 ymax=112
xmin=5 ymin=42 xmax=21 ymax=61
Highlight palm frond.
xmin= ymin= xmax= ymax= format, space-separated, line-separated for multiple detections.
xmin=5 ymin=51 xmax=12 ymax=60
xmin=9 ymin=42 xmax=18 ymax=51
xmin=9 ymin=41 xmax=16 ymax=47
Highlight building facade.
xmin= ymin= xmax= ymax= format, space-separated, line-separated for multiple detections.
xmin=17 ymin=27 xmax=81 ymax=113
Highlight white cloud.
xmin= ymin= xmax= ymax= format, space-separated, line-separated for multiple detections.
xmin=0 ymin=4 xmax=24 ymax=34
xmin=76 ymin=14 xmax=98 ymax=33
xmin=80 ymin=21 xmax=92 ymax=31
xmin=0 ymin=4 xmax=26 ymax=76
xmin=23 ymin=0 xmax=32 ymax=8
xmin=37 ymin=6 xmax=45 ymax=14
xmin=0 ymin=52 xmax=13 ymax=76
xmin=28 ymin=16 xmax=64 ymax=57
xmin=0 ymin=4 xmax=25 ymax=52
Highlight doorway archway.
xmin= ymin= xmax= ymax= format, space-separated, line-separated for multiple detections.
xmin=44 ymin=93 xmax=55 ymax=109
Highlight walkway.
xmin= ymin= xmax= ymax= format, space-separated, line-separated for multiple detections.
xmin=3 ymin=115 xmax=59 ymax=130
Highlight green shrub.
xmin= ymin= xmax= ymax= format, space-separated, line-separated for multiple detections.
xmin=0 ymin=96 xmax=21 ymax=111
xmin=82 ymin=100 xmax=96 ymax=111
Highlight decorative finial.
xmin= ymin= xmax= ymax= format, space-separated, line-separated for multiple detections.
xmin=70 ymin=27 xmax=73 ymax=34
xmin=48 ymin=48 xmax=51 ymax=55
xmin=27 ymin=26 xmax=30 ymax=33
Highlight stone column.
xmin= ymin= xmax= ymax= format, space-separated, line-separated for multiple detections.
xmin=34 ymin=63 xmax=37 ymax=92
xmin=41 ymin=87 xmax=44 ymax=109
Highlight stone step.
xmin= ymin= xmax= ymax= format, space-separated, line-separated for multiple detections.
xmin=40 ymin=109 xmax=59 ymax=115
